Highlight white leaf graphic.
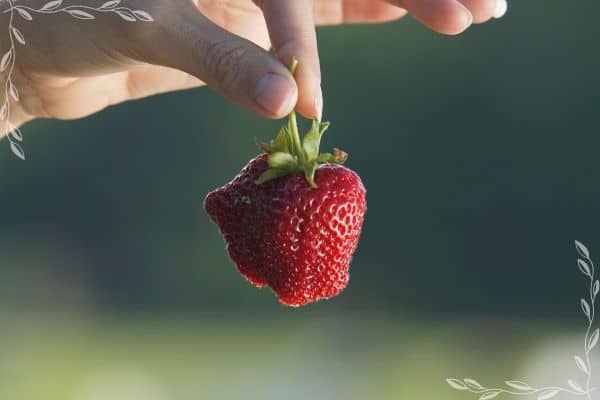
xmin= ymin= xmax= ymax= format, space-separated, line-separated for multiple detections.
xmin=0 ymin=104 xmax=7 ymax=120
xmin=15 ymin=8 xmax=33 ymax=21
xmin=464 ymin=378 xmax=485 ymax=390
xmin=505 ymin=381 xmax=533 ymax=391
xmin=537 ymin=389 xmax=560 ymax=400
xmin=575 ymin=356 xmax=589 ymax=374
xmin=568 ymin=379 xmax=584 ymax=393
xmin=594 ymin=280 xmax=599 ymax=297
xmin=99 ymin=0 xmax=121 ymax=9
xmin=40 ymin=0 xmax=63 ymax=11
xmin=132 ymin=10 xmax=154 ymax=21
xmin=9 ymin=82 xmax=18 ymax=101
xmin=67 ymin=10 xmax=95 ymax=19
xmin=581 ymin=298 xmax=591 ymax=318
xmin=578 ymin=259 xmax=592 ymax=277
xmin=588 ymin=328 xmax=599 ymax=350
xmin=9 ymin=127 xmax=22 ymax=142
xmin=576 ymin=240 xmax=590 ymax=259
xmin=10 ymin=141 xmax=25 ymax=160
xmin=116 ymin=10 xmax=136 ymax=21
xmin=1 ymin=50 xmax=12 ymax=72
xmin=11 ymin=27 xmax=25 ymax=45
xmin=446 ymin=379 xmax=467 ymax=390
xmin=479 ymin=390 xmax=501 ymax=400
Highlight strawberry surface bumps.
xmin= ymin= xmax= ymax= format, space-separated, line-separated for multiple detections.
xmin=204 ymin=154 xmax=366 ymax=307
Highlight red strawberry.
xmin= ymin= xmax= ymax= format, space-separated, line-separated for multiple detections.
xmin=204 ymin=59 xmax=366 ymax=307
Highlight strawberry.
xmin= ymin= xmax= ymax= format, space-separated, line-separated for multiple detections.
xmin=204 ymin=60 xmax=366 ymax=307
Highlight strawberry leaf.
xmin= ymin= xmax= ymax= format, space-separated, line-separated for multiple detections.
xmin=268 ymin=152 xmax=297 ymax=171
xmin=332 ymin=148 xmax=348 ymax=164
xmin=254 ymin=57 xmax=347 ymax=188
xmin=255 ymin=168 xmax=290 ymax=185
xmin=275 ymin=127 xmax=290 ymax=153
xmin=302 ymin=119 xmax=324 ymax=161
xmin=304 ymin=161 xmax=318 ymax=188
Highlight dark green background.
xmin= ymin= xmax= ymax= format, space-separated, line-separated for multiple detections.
xmin=2 ymin=2 xmax=600 ymax=399
xmin=1 ymin=1 xmax=598 ymax=316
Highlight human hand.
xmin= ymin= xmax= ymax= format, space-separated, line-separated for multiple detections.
xmin=0 ymin=0 xmax=506 ymax=135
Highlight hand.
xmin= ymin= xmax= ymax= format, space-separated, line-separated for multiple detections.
xmin=0 ymin=0 xmax=506 ymax=135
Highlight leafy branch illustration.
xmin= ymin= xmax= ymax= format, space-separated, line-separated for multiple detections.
xmin=447 ymin=241 xmax=598 ymax=400
xmin=1 ymin=0 xmax=153 ymax=160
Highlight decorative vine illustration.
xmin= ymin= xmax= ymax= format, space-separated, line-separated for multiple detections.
xmin=447 ymin=241 xmax=598 ymax=400
xmin=0 ymin=0 xmax=153 ymax=160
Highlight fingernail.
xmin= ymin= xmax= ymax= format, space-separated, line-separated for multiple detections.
xmin=254 ymin=73 xmax=296 ymax=117
xmin=314 ymin=86 xmax=323 ymax=120
xmin=455 ymin=2 xmax=473 ymax=30
xmin=493 ymin=0 xmax=508 ymax=19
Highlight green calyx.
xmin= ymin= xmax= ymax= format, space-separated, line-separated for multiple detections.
xmin=255 ymin=58 xmax=348 ymax=188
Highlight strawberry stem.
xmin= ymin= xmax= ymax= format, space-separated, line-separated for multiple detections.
xmin=255 ymin=57 xmax=346 ymax=188
xmin=287 ymin=58 xmax=305 ymax=165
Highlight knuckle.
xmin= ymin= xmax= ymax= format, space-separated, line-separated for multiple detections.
xmin=201 ymin=39 xmax=250 ymax=89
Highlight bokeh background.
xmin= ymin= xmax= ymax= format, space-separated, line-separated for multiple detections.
xmin=2 ymin=1 xmax=600 ymax=399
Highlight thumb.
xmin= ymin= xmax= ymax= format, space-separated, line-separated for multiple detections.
xmin=136 ymin=3 xmax=297 ymax=119
xmin=255 ymin=0 xmax=322 ymax=120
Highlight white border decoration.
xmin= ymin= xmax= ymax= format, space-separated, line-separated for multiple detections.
xmin=447 ymin=240 xmax=598 ymax=400
xmin=1 ymin=0 xmax=153 ymax=160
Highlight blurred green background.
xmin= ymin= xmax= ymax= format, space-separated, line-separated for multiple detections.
xmin=2 ymin=1 xmax=600 ymax=399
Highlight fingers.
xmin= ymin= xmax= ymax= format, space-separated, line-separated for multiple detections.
xmin=254 ymin=0 xmax=322 ymax=119
xmin=314 ymin=0 xmax=407 ymax=25
xmin=456 ymin=0 xmax=507 ymax=23
xmin=385 ymin=0 xmax=472 ymax=34
xmin=384 ymin=0 xmax=506 ymax=34
xmin=491 ymin=0 xmax=508 ymax=19
xmin=313 ymin=0 xmax=506 ymax=30
xmin=136 ymin=2 xmax=297 ymax=119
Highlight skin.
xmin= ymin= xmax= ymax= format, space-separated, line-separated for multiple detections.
xmin=0 ymin=0 xmax=506 ymax=137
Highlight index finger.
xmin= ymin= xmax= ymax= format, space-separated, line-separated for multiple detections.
xmin=254 ymin=0 xmax=323 ymax=120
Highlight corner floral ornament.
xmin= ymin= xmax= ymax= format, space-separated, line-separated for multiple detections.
xmin=447 ymin=241 xmax=598 ymax=400
xmin=1 ymin=0 xmax=153 ymax=160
